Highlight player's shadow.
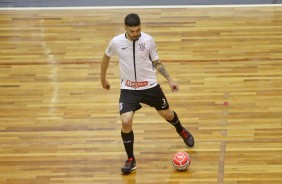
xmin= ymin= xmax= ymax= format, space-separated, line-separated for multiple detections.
xmin=122 ymin=171 xmax=136 ymax=184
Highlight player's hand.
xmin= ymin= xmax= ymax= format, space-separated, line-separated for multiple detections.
xmin=169 ymin=80 xmax=179 ymax=92
xmin=101 ymin=79 xmax=110 ymax=90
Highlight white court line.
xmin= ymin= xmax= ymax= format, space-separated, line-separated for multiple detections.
xmin=0 ymin=4 xmax=282 ymax=10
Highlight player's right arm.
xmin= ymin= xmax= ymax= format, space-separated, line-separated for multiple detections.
xmin=100 ymin=53 xmax=111 ymax=90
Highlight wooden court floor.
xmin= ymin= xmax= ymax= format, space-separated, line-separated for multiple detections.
xmin=0 ymin=6 xmax=282 ymax=184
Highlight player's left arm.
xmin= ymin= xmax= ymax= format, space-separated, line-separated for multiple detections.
xmin=152 ymin=59 xmax=179 ymax=92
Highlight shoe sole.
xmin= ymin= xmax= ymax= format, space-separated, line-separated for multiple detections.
xmin=121 ymin=166 xmax=137 ymax=173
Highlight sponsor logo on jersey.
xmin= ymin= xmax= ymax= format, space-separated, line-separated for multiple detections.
xmin=125 ymin=80 xmax=148 ymax=88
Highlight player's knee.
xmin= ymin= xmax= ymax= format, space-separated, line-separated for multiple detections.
xmin=159 ymin=109 xmax=174 ymax=120
xmin=122 ymin=119 xmax=132 ymax=126
xmin=120 ymin=111 xmax=134 ymax=129
xmin=121 ymin=117 xmax=133 ymax=130
xmin=122 ymin=121 xmax=132 ymax=132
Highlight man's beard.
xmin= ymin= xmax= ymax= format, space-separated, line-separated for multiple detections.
xmin=132 ymin=34 xmax=140 ymax=41
xmin=128 ymin=33 xmax=141 ymax=41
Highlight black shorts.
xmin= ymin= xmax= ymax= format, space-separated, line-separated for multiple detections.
xmin=119 ymin=84 xmax=170 ymax=114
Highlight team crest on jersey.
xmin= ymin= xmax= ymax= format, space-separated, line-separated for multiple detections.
xmin=139 ymin=43 xmax=146 ymax=51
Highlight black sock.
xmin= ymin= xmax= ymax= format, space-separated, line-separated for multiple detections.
xmin=166 ymin=111 xmax=184 ymax=134
xmin=121 ymin=131 xmax=134 ymax=159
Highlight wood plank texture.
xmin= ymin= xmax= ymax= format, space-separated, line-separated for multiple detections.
xmin=0 ymin=6 xmax=282 ymax=184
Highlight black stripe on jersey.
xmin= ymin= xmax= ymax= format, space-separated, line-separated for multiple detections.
xmin=133 ymin=41 xmax=137 ymax=81
xmin=149 ymin=54 xmax=155 ymax=71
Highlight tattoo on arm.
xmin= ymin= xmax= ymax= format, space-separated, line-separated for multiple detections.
xmin=153 ymin=60 xmax=170 ymax=80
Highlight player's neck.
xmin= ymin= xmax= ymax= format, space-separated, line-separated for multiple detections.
xmin=125 ymin=33 xmax=134 ymax=41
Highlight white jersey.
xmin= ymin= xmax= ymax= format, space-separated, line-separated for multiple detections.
xmin=105 ymin=32 xmax=159 ymax=90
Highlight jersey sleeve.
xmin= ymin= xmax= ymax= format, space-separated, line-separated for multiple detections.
xmin=105 ymin=39 xmax=116 ymax=57
xmin=149 ymin=38 xmax=159 ymax=61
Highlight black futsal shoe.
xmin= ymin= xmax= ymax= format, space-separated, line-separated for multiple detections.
xmin=121 ymin=158 xmax=137 ymax=173
xmin=179 ymin=128 xmax=194 ymax=147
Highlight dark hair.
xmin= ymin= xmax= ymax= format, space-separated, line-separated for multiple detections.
xmin=124 ymin=13 xmax=141 ymax=27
